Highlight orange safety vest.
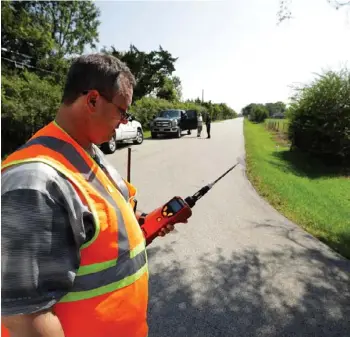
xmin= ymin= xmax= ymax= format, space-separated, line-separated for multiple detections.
xmin=1 ymin=121 xmax=149 ymax=337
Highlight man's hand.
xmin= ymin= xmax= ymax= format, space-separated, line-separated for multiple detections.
xmin=158 ymin=224 xmax=175 ymax=237
xmin=158 ymin=219 xmax=188 ymax=237
xmin=2 ymin=310 xmax=65 ymax=337
xmin=136 ymin=210 xmax=187 ymax=238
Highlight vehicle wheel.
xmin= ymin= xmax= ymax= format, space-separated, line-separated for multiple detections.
xmin=151 ymin=132 xmax=158 ymax=139
xmin=176 ymin=128 xmax=182 ymax=138
xmin=101 ymin=135 xmax=117 ymax=154
xmin=133 ymin=129 xmax=144 ymax=145
xmin=187 ymin=130 xmax=191 ymax=135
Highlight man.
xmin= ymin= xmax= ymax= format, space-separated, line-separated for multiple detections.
xmin=206 ymin=113 xmax=211 ymax=139
xmin=1 ymin=54 xmax=174 ymax=337
xmin=197 ymin=112 xmax=203 ymax=137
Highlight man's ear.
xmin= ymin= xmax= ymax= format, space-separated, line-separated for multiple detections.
xmin=86 ymin=90 xmax=100 ymax=112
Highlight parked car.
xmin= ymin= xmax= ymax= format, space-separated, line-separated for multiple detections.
xmin=149 ymin=109 xmax=198 ymax=138
xmin=100 ymin=115 xmax=144 ymax=154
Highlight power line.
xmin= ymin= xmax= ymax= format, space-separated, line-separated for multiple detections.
xmin=1 ymin=56 xmax=58 ymax=75
xmin=1 ymin=48 xmax=60 ymax=75
xmin=1 ymin=47 xmax=34 ymax=60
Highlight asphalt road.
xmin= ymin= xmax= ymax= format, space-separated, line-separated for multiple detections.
xmin=107 ymin=118 xmax=350 ymax=337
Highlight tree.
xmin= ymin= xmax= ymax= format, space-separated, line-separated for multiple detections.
xmin=171 ymin=76 xmax=183 ymax=100
xmin=1 ymin=1 xmax=54 ymax=70
xmin=250 ymin=104 xmax=269 ymax=123
xmin=2 ymin=71 xmax=62 ymax=155
xmin=278 ymin=0 xmax=350 ymax=22
xmin=288 ymin=69 xmax=350 ymax=163
xmin=1 ymin=1 xmax=100 ymax=76
xmin=242 ymin=102 xmax=286 ymax=118
xmin=156 ymin=76 xmax=182 ymax=101
xmin=199 ymin=101 xmax=237 ymax=120
xmin=103 ymin=45 xmax=178 ymax=100
xmin=265 ymin=101 xmax=286 ymax=116
xmin=242 ymin=103 xmax=258 ymax=117
xmin=217 ymin=103 xmax=237 ymax=120
xmin=1 ymin=0 xmax=101 ymax=157
xmin=25 ymin=1 xmax=101 ymax=57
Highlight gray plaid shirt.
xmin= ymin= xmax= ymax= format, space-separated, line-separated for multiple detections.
xmin=1 ymin=146 xmax=127 ymax=316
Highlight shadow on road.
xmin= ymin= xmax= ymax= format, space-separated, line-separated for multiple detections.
xmin=251 ymin=218 xmax=350 ymax=261
xmin=146 ymin=234 xmax=350 ymax=336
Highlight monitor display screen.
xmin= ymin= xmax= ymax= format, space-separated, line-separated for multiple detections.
xmin=168 ymin=199 xmax=184 ymax=213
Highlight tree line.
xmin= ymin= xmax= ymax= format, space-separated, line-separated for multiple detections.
xmin=241 ymin=102 xmax=286 ymax=122
xmin=1 ymin=1 xmax=237 ymax=156
xmin=242 ymin=70 xmax=350 ymax=165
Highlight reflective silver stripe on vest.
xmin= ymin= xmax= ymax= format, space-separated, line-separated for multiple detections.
xmin=20 ymin=136 xmax=130 ymax=256
xmin=73 ymin=250 xmax=147 ymax=292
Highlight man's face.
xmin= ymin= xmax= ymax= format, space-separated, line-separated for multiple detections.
xmin=85 ymin=82 xmax=133 ymax=145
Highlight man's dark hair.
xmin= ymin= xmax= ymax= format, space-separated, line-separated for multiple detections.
xmin=62 ymin=53 xmax=136 ymax=105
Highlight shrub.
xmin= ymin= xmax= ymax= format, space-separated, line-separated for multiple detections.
xmin=1 ymin=71 xmax=61 ymax=156
xmin=288 ymin=69 xmax=350 ymax=164
xmin=250 ymin=104 xmax=269 ymax=123
xmin=1 ymin=72 xmax=237 ymax=157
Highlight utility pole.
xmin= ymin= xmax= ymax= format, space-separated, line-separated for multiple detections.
xmin=202 ymin=89 xmax=204 ymax=103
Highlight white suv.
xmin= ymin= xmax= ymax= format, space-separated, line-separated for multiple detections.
xmin=100 ymin=115 xmax=144 ymax=154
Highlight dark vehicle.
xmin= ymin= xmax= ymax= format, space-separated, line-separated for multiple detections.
xmin=149 ymin=109 xmax=198 ymax=139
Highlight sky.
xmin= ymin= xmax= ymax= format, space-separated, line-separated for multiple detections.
xmin=91 ymin=0 xmax=350 ymax=113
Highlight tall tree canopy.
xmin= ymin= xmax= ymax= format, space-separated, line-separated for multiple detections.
xmin=103 ymin=44 xmax=178 ymax=101
xmin=1 ymin=0 xmax=100 ymax=73
xmin=32 ymin=1 xmax=101 ymax=57
xmin=156 ymin=76 xmax=182 ymax=101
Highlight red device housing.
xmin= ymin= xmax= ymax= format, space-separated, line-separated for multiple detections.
xmin=140 ymin=196 xmax=192 ymax=245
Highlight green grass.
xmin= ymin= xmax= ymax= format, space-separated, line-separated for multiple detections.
xmin=244 ymin=119 xmax=350 ymax=259
xmin=143 ymin=130 xmax=151 ymax=139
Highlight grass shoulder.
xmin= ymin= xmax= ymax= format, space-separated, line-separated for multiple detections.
xmin=143 ymin=130 xmax=151 ymax=139
xmin=244 ymin=119 xmax=350 ymax=259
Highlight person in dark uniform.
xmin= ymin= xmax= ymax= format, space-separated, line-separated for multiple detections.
xmin=206 ymin=113 xmax=211 ymax=139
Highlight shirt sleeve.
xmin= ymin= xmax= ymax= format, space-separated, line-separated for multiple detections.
xmin=1 ymin=163 xmax=94 ymax=316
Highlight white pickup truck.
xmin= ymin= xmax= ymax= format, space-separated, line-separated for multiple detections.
xmin=100 ymin=115 xmax=144 ymax=154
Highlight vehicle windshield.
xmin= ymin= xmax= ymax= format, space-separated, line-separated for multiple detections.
xmin=158 ymin=110 xmax=181 ymax=118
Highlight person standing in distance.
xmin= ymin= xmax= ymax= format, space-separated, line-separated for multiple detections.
xmin=1 ymin=53 xmax=174 ymax=337
xmin=206 ymin=113 xmax=212 ymax=139
xmin=197 ymin=112 xmax=203 ymax=137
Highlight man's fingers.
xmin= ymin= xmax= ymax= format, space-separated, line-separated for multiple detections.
xmin=158 ymin=222 xmax=187 ymax=237
xmin=158 ymin=225 xmax=174 ymax=237
xmin=166 ymin=224 xmax=175 ymax=231
xmin=158 ymin=229 xmax=167 ymax=236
